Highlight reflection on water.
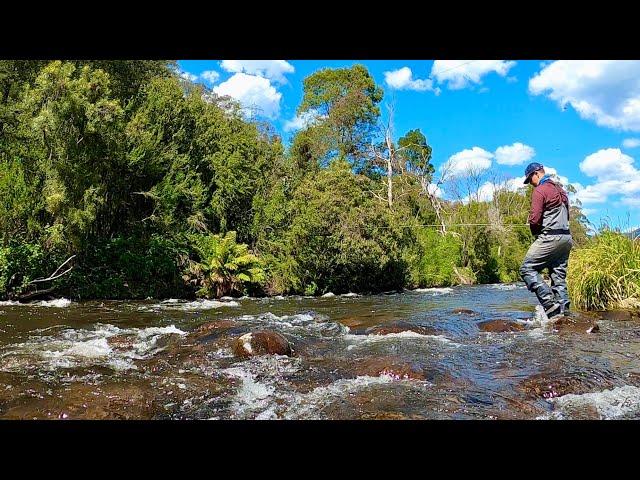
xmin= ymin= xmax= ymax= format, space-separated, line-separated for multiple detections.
xmin=1 ymin=284 xmax=639 ymax=420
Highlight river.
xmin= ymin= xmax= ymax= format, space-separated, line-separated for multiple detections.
xmin=1 ymin=283 xmax=639 ymax=419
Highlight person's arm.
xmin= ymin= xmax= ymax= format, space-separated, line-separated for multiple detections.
xmin=528 ymin=188 xmax=544 ymax=236
xmin=561 ymin=187 xmax=570 ymax=221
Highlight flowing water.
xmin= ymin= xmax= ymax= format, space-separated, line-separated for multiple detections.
xmin=1 ymin=284 xmax=639 ymax=420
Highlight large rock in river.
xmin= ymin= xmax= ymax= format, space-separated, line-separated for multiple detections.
xmin=478 ymin=319 xmax=527 ymax=333
xmin=549 ymin=314 xmax=599 ymax=334
xmin=365 ymin=321 xmax=439 ymax=336
xmin=232 ymin=331 xmax=293 ymax=358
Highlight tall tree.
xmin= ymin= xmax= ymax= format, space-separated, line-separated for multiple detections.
xmin=294 ymin=64 xmax=383 ymax=168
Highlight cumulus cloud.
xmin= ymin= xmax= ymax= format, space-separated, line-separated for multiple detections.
xmin=213 ymin=73 xmax=282 ymax=119
xmin=220 ymin=60 xmax=294 ymax=84
xmin=494 ymin=142 xmax=535 ymax=166
xmin=427 ymin=183 xmax=444 ymax=198
xmin=441 ymin=147 xmax=493 ymax=178
xmin=623 ymin=138 xmax=640 ymax=149
xmin=541 ymin=166 xmax=570 ymax=188
xmin=575 ymin=148 xmax=640 ymax=205
xmin=529 ymin=60 xmax=640 ymax=131
xmin=283 ymin=109 xmax=325 ymax=132
xmin=431 ymin=60 xmax=516 ymax=90
xmin=384 ymin=67 xmax=440 ymax=94
xmin=179 ymin=71 xmax=198 ymax=82
xmin=463 ymin=166 xmax=570 ymax=204
xmin=580 ymin=148 xmax=638 ymax=181
xmin=621 ymin=197 xmax=640 ymax=207
xmin=200 ymin=70 xmax=220 ymax=84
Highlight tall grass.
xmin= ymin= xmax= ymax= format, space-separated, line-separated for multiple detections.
xmin=568 ymin=231 xmax=640 ymax=311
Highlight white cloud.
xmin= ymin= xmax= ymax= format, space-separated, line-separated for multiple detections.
xmin=475 ymin=182 xmax=499 ymax=202
xmin=179 ymin=71 xmax=198 ymax=82
xmin=529 ymin=60 xmax=640 ymax=131
xmin=441 ymin=147 xmax=493 ymax=178
xmin=623 ymin=138 xmax=640 ymax=149
xmin=621 ymin=197 xmax=640 ymax=207
xmin=574 ymin=148 xmax=640 ymax=205
xmin=427 ymin=183 xmax=444 ymax=198
xmin=384 ymin=67 xmax=439 ymax=94
xmin=213 ymin=73 xmax=282 ymax=119
xmin=582 ymin=208 xmax=598 ymax=216
xmin=580 ymin=148 xmax=637 ymax=181
xmin=431 ymin=60 xmax=516 ymax=90
xmin=471 ymin=177 xmax=528 ymax=203
xmin=200 ymin=70 xmax=220 ymax=84
xmin=283 ymin=109 xmax=325 ymax=132
xmin=220 ymin=60 xmax=294 ymax=84
xmin=494 ymin=142 xmax=535 ymax=166
xmin=541 ymin=166 xmax=570 ymax=188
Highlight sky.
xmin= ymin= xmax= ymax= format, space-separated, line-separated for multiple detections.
xmin=177 ymin=60 xmax=640 ymax=231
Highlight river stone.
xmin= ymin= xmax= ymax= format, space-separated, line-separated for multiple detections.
xmin=478 ymin=319 xmax=527 ymax=333
xmin=353 ymin=356 xmax=426 ymax=380
xmin=106 ymin=334 xmax=137 ymax=350
xmin=519 ymin=370 xmax=617 ymax=400
xmin=452 ymin=308 xmax=476 ymax=315
xmin=365 ymin=321 xmax=438 ymax=336
xmin=232 ymin=331 xmax=293 ymax=358
xmin=595 ymin=310 xmax=633 ymax=322
xmin=550 ymin=315 xmax=600 ymax=334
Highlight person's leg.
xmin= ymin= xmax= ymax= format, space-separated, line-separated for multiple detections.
xmin=520 ymin=237 xmax=557 ymax=311
xmin=548 ymin=236 xmax=572 ymax=312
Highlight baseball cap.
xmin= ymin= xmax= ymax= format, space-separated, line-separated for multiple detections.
xmin=524 ymin=162 xmax=544 ymax=184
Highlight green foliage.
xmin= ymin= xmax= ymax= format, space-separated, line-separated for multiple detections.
xmin=0 ymin=242 xmax=49 ymax=297
xmin=186 ymin=231 xmax=265 ymax=298
xmin=295 ymin=64 xmax=383 ymax=167
xmin=404 ymin=229 xmax=462 ymax=287
xmin=568 ymin=231 xmax=640 ymax=311
xmin=398 ymin=129 xmax=434 ymax=180
xmin=254 ymin=159 xmax=408 ymax=294
xmin=65 ymin=234 xmax=188 ymax=300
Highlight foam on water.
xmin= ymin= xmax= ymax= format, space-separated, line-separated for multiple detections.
xmin=225 ymin=367 xmax=275 ymax=415
xmin=539 ymin=385 xmax=640 ymax=420
xmin=412 ymin=287 xmax=454 ymax=295
xmin=283 ymin=375 xmax=398 ymax=419
xmin=523 ymin=305 xmax=557 ymax=338
xmin=142 ymin=299 xmax=240 ymax=311
xmin=0 ymin=323 xmax=186 ymax=373
xmin=342 ymin=292 xmax=360 ymax=297
xmin=236 ymin=311 xmax=347 ymax=337
xmin=0 ymin=298 xmax=72 ymax=308
xmin=489 ymin=284 xmax=517 ymax=291
xmin=344 ymin=331 xmax=462 ymax=350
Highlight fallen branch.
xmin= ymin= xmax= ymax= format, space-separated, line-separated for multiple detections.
xmin=28 ymin=255 xmax=76 ymax=285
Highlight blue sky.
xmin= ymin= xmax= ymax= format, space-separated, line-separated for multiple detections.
xmin=178 ymin=60 xmax=640 ymax=231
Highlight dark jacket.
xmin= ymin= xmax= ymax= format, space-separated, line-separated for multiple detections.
xmin=528 ymin=179 xmax=570 ymax=236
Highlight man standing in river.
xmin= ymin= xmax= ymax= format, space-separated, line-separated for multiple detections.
xmin=519 ymin=162 xmax=573 ymax=319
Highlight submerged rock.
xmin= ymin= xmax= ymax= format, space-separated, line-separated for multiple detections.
xmin=595 ymin=310 xmax=635 ymax=322
xmin=232 ymin=331 xmax=293 ymax=358
xmin=478 ymin=319 xmax=527 ymax=333
xmin=519 ymin=369 xmax=618 ymax=400
xmin=452 ymin=308 xmax=476 ymax=315
xmin=365 ymin=321 xmax=439 ymax=336
xmin=353 ymin=356 xmax=426 ymax=380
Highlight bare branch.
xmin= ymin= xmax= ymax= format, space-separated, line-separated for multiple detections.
xmin=29 ymin=255 xmax=76 ymax=285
